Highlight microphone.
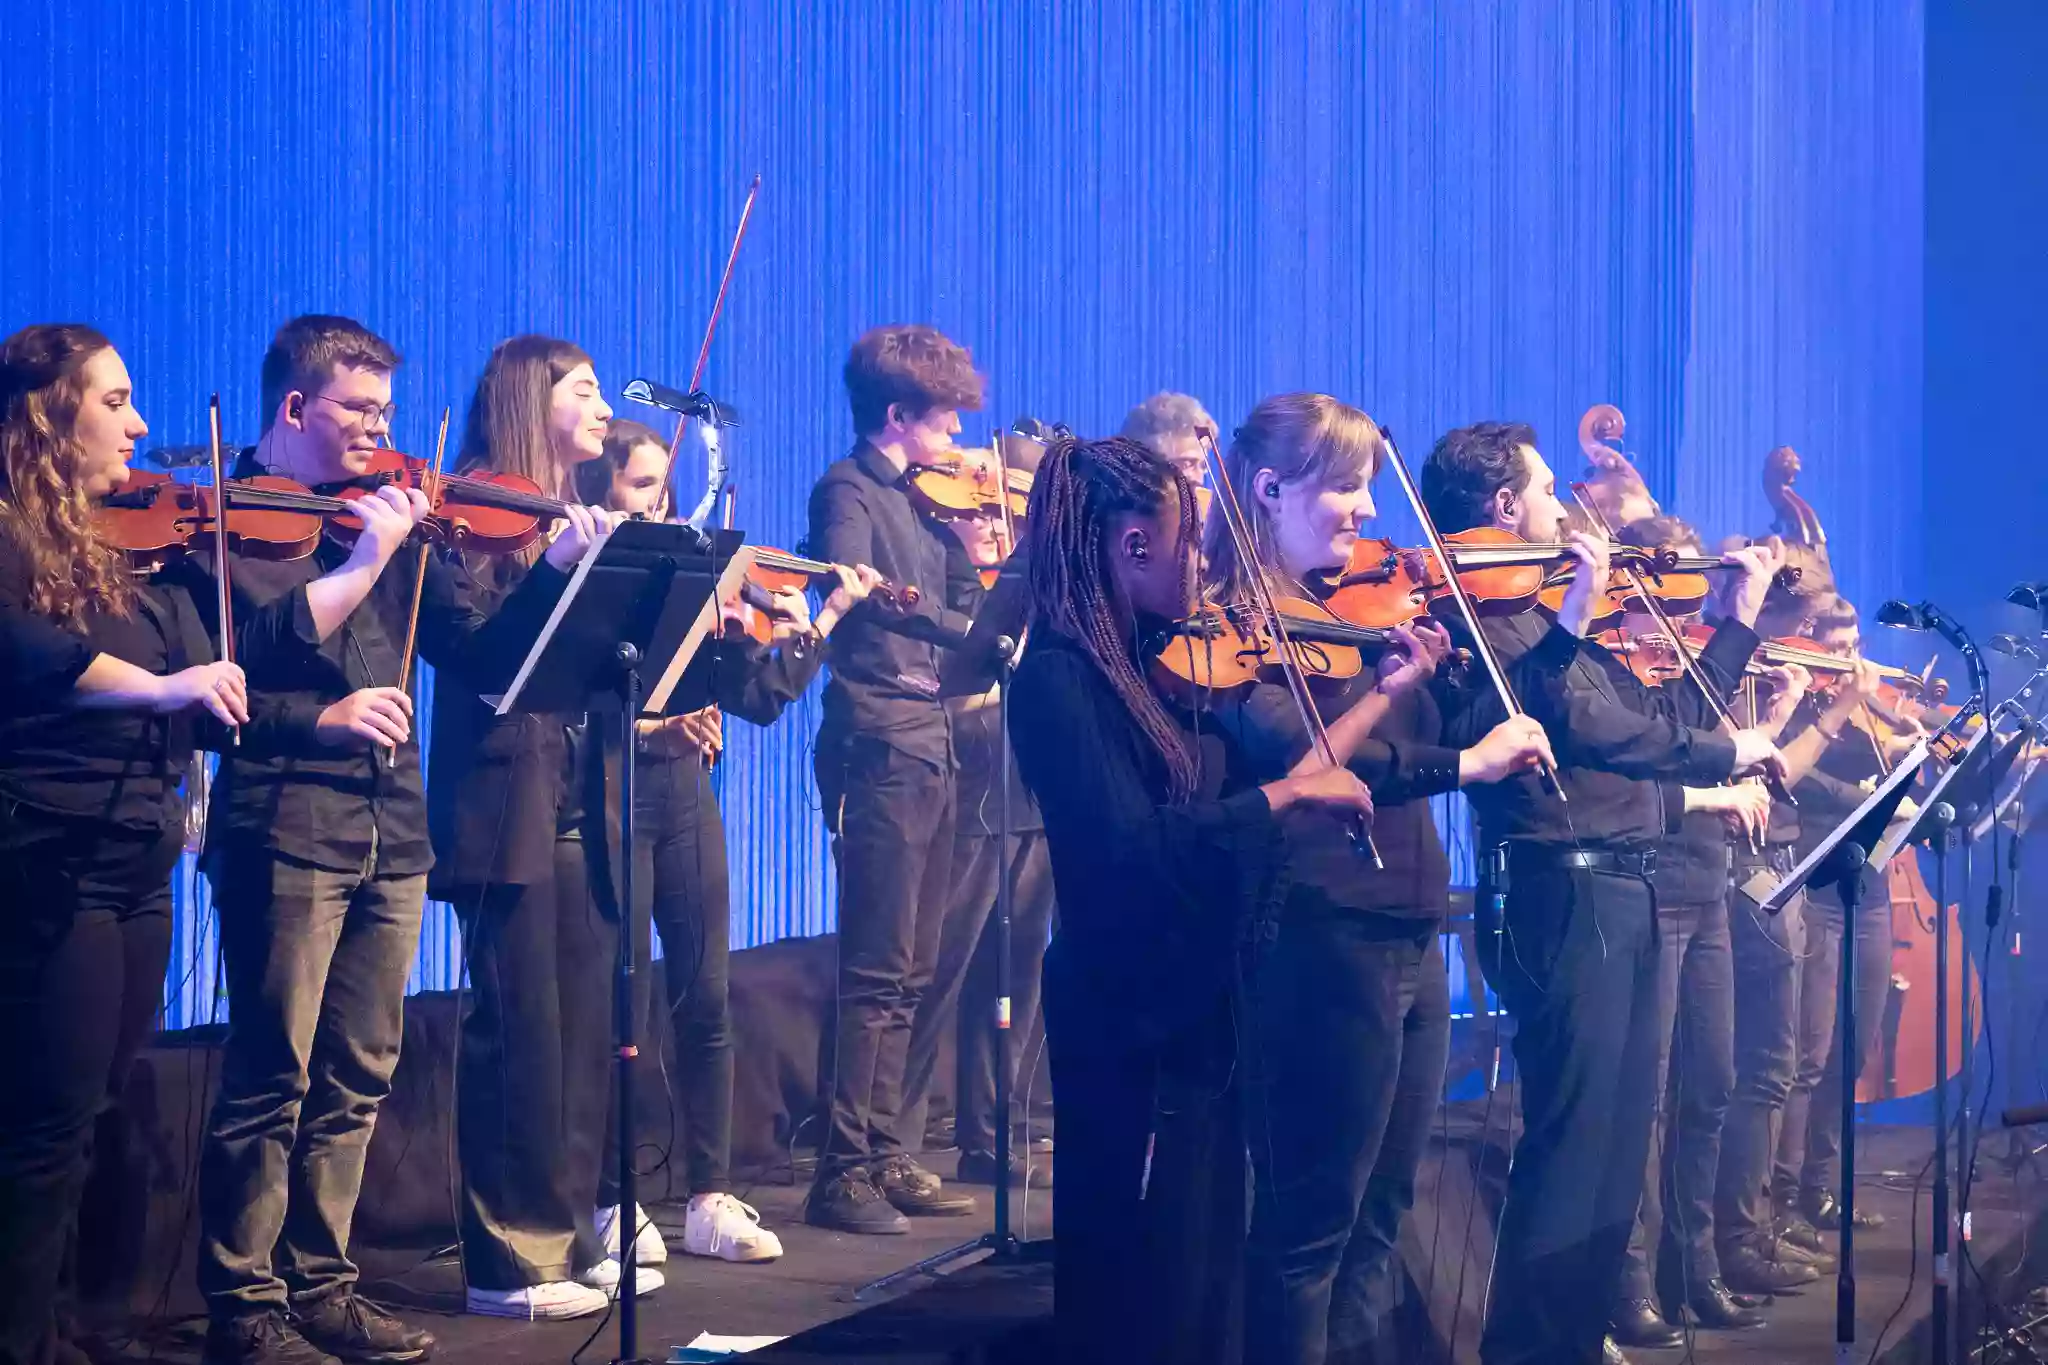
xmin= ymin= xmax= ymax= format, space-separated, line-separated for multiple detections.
xmin=1990 ymin=633 xmax=2043 ymax=664
xmin=994 ymin=634 xmax=1018 ymax=664
xmin=622 ymin=379 xmax=741 ymax=427
xmin=1879 ymin=598 xmax=1991 ymax=703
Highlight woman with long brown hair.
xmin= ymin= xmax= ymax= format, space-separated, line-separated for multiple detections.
xmin=425 ymin=335 xmax=626 ymax=1322
xmin=0 ymin=323 xmax=250 ymax=1365
xmin=1002 ymin=434 xmax=1375 ymax=1364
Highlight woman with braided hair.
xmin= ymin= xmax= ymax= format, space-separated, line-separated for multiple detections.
xmin=1004 ymin=434 xmax=1374 ymax=1365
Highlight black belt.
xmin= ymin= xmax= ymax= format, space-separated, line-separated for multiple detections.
xmin=1511 ymin=845 xmax=1658 ymax=879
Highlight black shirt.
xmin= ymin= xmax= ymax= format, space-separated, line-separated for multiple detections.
xmin=1008 ymin=630 xmax=1285 ymax=1060
xmin=174 ymin=459 xmax=572 ymax=875
xmin=0 ymin=534 xmax=214 ymax=832
xmin=1442 ymin=613 xmax=1753 ymax=851
xmin=808 ymin=442 xmax=984 ymax=767
xmin=1654 ymin=805 xmax=1735 ymax=907
xmin=1223 ymin=668 xmax=1459 ymax=923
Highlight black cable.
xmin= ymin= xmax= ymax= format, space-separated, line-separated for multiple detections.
xmin=1866 ymin=1146 xmax=1936 ymax=1363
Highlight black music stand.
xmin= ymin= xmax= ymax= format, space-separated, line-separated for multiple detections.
xmin=1745 ymin=738 xmax=1931 ymax=1362
xmin=493 ymin=520 xmax=740 ymax=1365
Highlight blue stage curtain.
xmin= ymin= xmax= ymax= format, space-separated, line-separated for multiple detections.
xmin=0 ymin=2 xmax=1922 ymax=1023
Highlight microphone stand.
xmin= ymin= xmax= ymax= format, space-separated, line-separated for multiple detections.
xmin=849 ymin=635 xmax=1049 ymax=1300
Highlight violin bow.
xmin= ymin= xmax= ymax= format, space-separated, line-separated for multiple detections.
xmin=390 ymin=407 xmax=452 ymax=767
xmin=1570 ymin=483 xmax=1797 ymax=812
xmin=207 ymin=394 xmax=238 ymax=746
xmin=657 ymin=175 xmax=762 ymax=500
xmin=1198 ymin=427 xmax=1383 ymax=867
xmin=1380 ymin=428 xmax=1561 ymax=797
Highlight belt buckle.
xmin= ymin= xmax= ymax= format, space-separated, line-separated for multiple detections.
xmin=1638 ymin=848 xmax=1658 ymax=879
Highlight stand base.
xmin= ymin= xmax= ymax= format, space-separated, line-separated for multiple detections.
xmin=840 ymin=1233 xmax=1054 ymax=1304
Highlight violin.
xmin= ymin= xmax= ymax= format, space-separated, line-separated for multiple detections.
xmin=1367 ymin=526 xmax=1645 ymax=628
xmin=97 ymin=468 xmax=368 ymax=566
xmin=334 ymin=449 xmax=601 ymax=556
xmin=907 ymin=445 xmax=1033 ymax=521
xmin=1151 ymin=597 xmax=1398 ymax=695
xmin=723 ymin=546 xmax=920 ymax=646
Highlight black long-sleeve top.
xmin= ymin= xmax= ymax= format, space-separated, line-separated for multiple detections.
xmin=807 ymin=442 xmax=985 ymax=767
xmin=163 ymin=460 xmax=570 ymax=876
xmin=0 ymin=533 xmax=219 ymax=833
xmin=1219 ymin=669 xmax=1458 ymax=922
xmin=1008 ymin=630 xmax=1287 ymax=1062
xmin=1440 ymin=613 xmax=1756 ymax=851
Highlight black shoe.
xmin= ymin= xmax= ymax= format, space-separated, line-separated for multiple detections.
xmin=803 ymin=1168 xmax=909 ymax=1234
xmin=204 ymin=1312 xmax=343 ymax=1365
xmin=1778 ymin=1214 xmax=1829 ymax=1254
xmin=956 ymin=1149 xmax=1052 ymax=1189
xmin=1805 ymin=1191 xmax=1885 ymax=1231
xmin=1609 ymin=1299 xmax=1683 ymax=1349
xmin=1727 ymin=1289 xmax=1771 ymax=1310
xmin=1685 ymin=1279 xmax=1769 ymax=1331
xmin=294 ymin=1296 xmax=434 ymax=1365
xmin=1721 ymin=1243 xmax=1820 ymax=1295
xmin=1603 ymin=1336 xmax=1631 ymax=1365
xmin=872 ymin=1154 xmax=977 ymax=1216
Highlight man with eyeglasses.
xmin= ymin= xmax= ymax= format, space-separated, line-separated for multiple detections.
xmin=188 ymin=316 xmax=590 ymax=1365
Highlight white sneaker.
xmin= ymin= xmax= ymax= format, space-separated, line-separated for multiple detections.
xmin=465 ymin=1280 xmax=609 ymax=1320
xmin=578 ymin=1258 xmax=665 ymax=1299
xmin=683 ymin=1193 xmax=784 ymax=1263
xmin=595 ymin=1202 xmax=668 ymax=1266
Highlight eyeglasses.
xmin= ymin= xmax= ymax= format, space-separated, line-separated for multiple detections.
xmin=315 ymin=394 xmax=397 ymax=429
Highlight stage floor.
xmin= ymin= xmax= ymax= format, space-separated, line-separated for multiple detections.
xmin=98 ymin=1130 xmax=2040 ymax=1365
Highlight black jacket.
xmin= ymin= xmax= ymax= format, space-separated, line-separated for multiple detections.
xmin=807 ymin=442 xmax=984 ymax=767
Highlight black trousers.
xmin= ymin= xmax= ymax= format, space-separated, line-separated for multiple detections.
xmin=1715 ymin=850 xmax=1804 ymax=1252
xmin=1045 ymin=949 xmax=1245 ymax=1365
xmin=1778 ymin=874 xmax=1891 ymax=1206
xmin=1620 ymin=899 xmax=1734 ymax=1304
xmin=447 ymin=832 xmax=614 ymax=1289
xmin=901 ymin=822 xmax=1054 ymax=1158
xmin=198 ymin=845 xmax=428 ymax=1318
xmin=1244 ymin=916 xmax=1450 ymax=1365
xmin=813 ymin=733 xmax=956 ymax=1171
xmin=1478 ymin=864 xmax=1663 ymax=1365
xmin=601 ymin=755 xmax=735 ymax=1201
xmin=0 ymin=806 xmax=179 ymax=1365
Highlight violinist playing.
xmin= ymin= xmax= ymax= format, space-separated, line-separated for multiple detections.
xmin=1003 ymin=435 xmax=1376 ymax=1365
xmin=803 ymin=325 xmax=988 ymax=1234
xmin=0 ymin=324 xmax=251 ymax=1365
xmin=1416 ymin=422 xmax=1787 ymax=1365
xmin=574 ymin=418 xmax=880 ymax=1270
xmin=189 ymin=317 xmax=604 ymax=1365
xmin=1601 ymin=515 xmax=1808 ymax=1344
xmin=1198 ymin=394 xmax=1553 ymax=1365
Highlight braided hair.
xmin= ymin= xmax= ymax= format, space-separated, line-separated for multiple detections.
xmin=1022 ymin=435 xmax=1202 ymax=801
